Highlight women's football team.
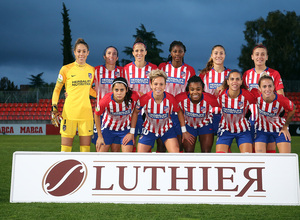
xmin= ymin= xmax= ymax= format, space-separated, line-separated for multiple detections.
xmin=51 ymin=38 xmax=295 ymax=153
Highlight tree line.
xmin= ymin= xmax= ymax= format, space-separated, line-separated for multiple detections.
xmin=1 ymin=5 xmax=299 ymax=91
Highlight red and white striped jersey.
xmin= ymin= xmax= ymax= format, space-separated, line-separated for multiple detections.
xmin=218 ymin=89 xmax=256 ymax=133
xmin=176 ymin=92 xmax=220 ymax=128
xmin=200 ymin=68 xmax=231 ymax=95
xmin=243 ymin=67 xmax=284 ymax=91
xmin=94 ymin=65 xmax=124 ymax=104
xmin=95 ymin=91 xmax=140 ymax=131
xmin=254 ymin=93 xmax=294 ymax=132
xmin=123 ymin=62 xmax=157 ymax=95
xmin=242 ymin=67 xmax=284 ymax=121
xmin=158 ymin=62 xmax=196 ymax=96
xmin=136 ymin=91 xmax=180 ymax=136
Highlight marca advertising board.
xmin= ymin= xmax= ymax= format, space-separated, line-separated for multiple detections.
xmin=0 ymin=124 xmax=46 ymax=135
xmin=10 ymin=152 xmax=300 ymax=205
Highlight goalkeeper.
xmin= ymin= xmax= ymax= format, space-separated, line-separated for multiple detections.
xmin=51 ymin=38 xmax=96 ymax=152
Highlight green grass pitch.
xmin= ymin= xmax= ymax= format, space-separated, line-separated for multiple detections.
xmin=0 ymin=135 xmax=299 ymax=220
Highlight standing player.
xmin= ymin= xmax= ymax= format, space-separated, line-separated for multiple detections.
xmin=176 ymin=76 xmax=220 ymax=152
xmin=123 ymin=69 xmax=194 ymax=153
xmin=253 ymin=75 xmax=295 ymax=153
xmin=216 ymin=70 xmax=256 ymax=153
xmin=123 ymin=38 xmax=158 ymax=150
xmin=51 ymin=38 xmax=96 ymax=152
xmin=94 ymin=77 xmax=139 ymax=152
xmin=199 ymin=45 xmax=231 ymax=134
xmin=158 ymin=41 xmax=196 ymax=152
xmin=243 ymin=44 xmax=284 ymax=153
xmin=92 ymin=46 xmax=123 ymax=147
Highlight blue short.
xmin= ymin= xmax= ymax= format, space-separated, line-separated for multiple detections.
xmin=250 ymin=119 xmax=275 ymax=143
xmin=216 ymin=130 xmax=252 ymax=147
xmin=171 ymin=113 xmax=181 ymax=135
xmin=186 ymin=123 xmax=214 ymax=137
xmin=135 ymin=114 xmax=144 ymax=136
xmin=138 ymin=127 xmax=177 ymax=148
xmin=92 ymin=115 xmax=137 ymax=145
xmin=254 ymin=130 xmax=291 ymax=143
xmin=101 ymin=127 xmax=133 ymax=146
xmin=212 ymin=114 xmax=221 ymax=134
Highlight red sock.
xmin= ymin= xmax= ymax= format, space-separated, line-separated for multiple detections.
xmin=228 ymin=148 xmax=232 ymax=153
xmin=132 ymin=146 xmax=136 ymax=152
xmin=216 ymin=151 xmax=226 ymax=153
xmin=267 ymin=150 xmax=276 ymax=153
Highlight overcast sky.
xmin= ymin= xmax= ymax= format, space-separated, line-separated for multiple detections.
xmin=1 ymin=0 xmax=299 ymax=87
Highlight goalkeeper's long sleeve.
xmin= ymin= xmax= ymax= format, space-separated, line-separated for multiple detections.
xmin=52 ymin=82 xmax=63 ymax=106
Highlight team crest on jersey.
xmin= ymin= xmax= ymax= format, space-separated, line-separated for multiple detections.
xmin=181 ymin=71 xmax=186 ymax=77
xmin=163 ymin=106 xmax=169 ymax=112
xmin=63 ymin=125 xmax=66 ymax=131
xmin=88 ymin=73 xmax=92 ymax=79
xmin=272 ymin=107 xmax=278 ymax=113
xmin=238 ymin=102 xmax=244 ymax=108
xmin=115 ymin=71 xmax=120 ymax=77
xmin=201 ymin=106 xmax=206 ymax=112
xmin=145 ymin=71 xmax=150 ymax=77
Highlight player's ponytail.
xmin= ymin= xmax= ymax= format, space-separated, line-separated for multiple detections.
xmin=112 ymin=77 xmax=132 ymax=107
xmin=74 ymin=38 xmax=89 ymax=51
xmin=133 ymin=37 xmax=147 ymax=50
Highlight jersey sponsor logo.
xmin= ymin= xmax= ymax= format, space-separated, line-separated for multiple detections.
xmin=88 ymin=73 xmax=92 ymax=79
xmin=249 ymin=84 xmax=259 ymax=89
xmin=209 ymin=83 xmax=222 ymax=89
xmin=71 ymin=75 xmax=76 ymax=77
xmin=185 ymin=111 xmax=205 ymax=118
xmin=258 ymin=108 xmax=277 ymax=117
xmin=100 ymin=78 xmax=114 ymax=84
xmin=111 ymin=109 xmax=132 ymax=116
xmin=222 ymin=107 xmax=243 ymax=114
xmin=166 ymin=77 xmax=185 ymax=85
xmin=130 ymin=78 xmax=149 ymax=84
xmin=148 ymin=113 xmax=168 ymax=119
xmin=72 ymin=80 xmax=92 ymax=86
xmin=57 ymin=74 xmax=63 ymax=83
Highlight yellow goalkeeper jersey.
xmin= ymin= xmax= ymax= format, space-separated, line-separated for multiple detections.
xmin=52 ymin=62 xmax=95 ymax=120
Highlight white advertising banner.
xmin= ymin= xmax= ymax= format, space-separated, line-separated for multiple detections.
xmin=0 ymin=124 xmax=46 ymax=135
xmin=10 ymin=152 xmax=300 ymax=205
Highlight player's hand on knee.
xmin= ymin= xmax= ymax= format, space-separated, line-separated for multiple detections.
xmin=96 ymin=136 xmax=105 ymax=152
